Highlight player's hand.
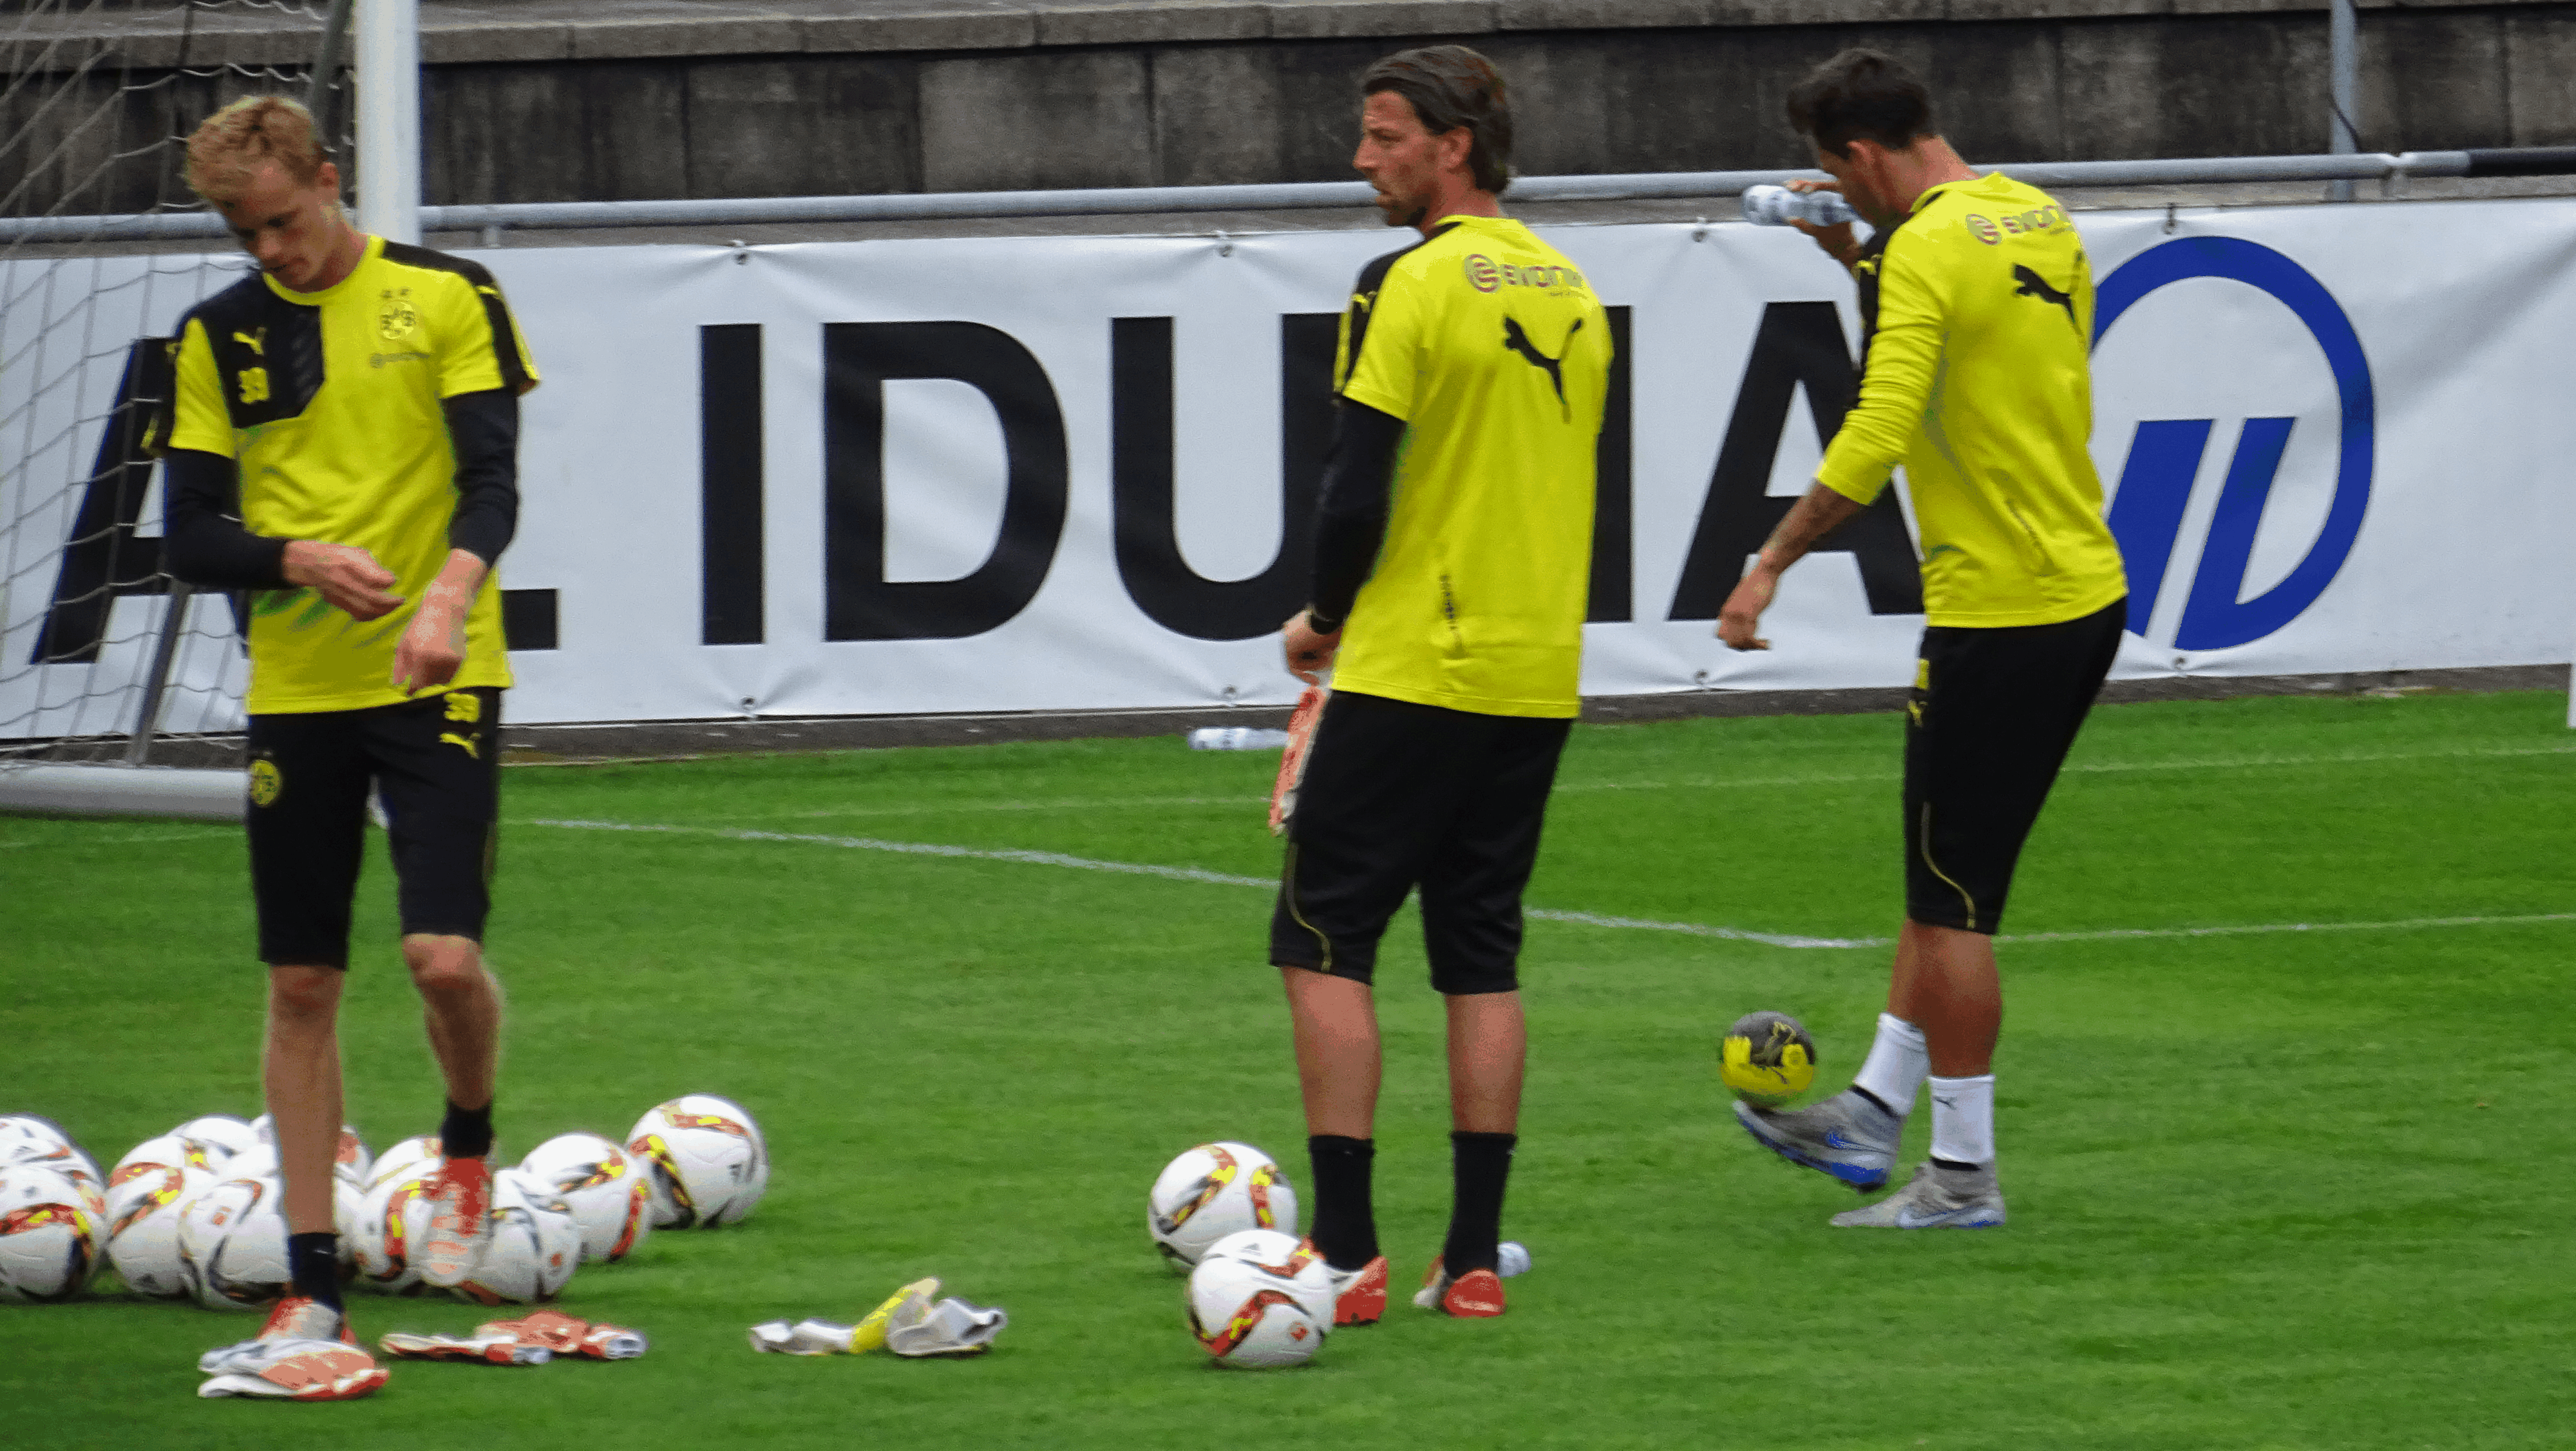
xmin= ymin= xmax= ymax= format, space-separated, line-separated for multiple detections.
xmin=1716 ymin=568 xmax=1777 ymax=652
xmin=281 ymin=540 xmax=402 ymax=621
xmin=1281 ymin=611 xmax=1341 ymax=686
xmin=1784 ymin=178 xmax=1861 ymax=270
xmin=392 ymin=582 xmax=472 ymax=694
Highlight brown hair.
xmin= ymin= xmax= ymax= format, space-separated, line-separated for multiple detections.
xmin=1784 ymin=48 xmax=1937 ymax=158
xmin=1360 ymin=45 xmax=1513 ymax=195
xmin=183 ymin=95 xmax=329 ymax=202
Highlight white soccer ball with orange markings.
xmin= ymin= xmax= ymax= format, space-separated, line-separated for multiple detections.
xmin=1147 ymin=1141 xmax=1299 ymax=1269
xmin=1 ymin=1117 xmax=104 ymax=1220
xmin=350 ymin=1161 xmax=441 ymax=1295
xmin=449 ymin=1172 xmax=580 ymax=1305
xmin=518 ymin=1133 xmax=654 ymax=1263
xmin=169 ymin=1115 xmax=259 ymax=1161
xmin=104 ymin=1161 xmax=209 ymax=1300
xmin=115 ymin=1132 xmax=229 ymax=1181
xmin=175 ymin=1170 xmax=361 ymax=1311
xmin=368 ymin=1135 xmax=441 ymax=1191
xmin=1184 ymin=1228 xmax=1333 ymax=1369
xmin=625 ymin=1096 xmax=768 ymax=1229
xmin=0 ymin=1164 xmax=102 ymax=1304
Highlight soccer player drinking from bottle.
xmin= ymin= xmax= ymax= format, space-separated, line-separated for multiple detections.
xmin=159 ymin=96 xmax=537 ymax=1398
xmin=1272 ymin=45 xmax=1611 ymax=1319
xmin=1719 ymin=49 xmax=2127 ymax=1229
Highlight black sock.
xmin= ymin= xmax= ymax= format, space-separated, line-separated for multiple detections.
xmin=287 ymin=1231 xmax=343 ymax=1313
xmin=1441 ymin=1130 xmax=1517 ymax=1276
xmin=1305 ymin=1135 xmax=1378 ymax=1271
xmin=440 ymin=1099 xmax=493 ymax=1160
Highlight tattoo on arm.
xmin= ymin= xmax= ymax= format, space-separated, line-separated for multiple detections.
xmin=1757 ymin=484 xmax=1870 ymax=574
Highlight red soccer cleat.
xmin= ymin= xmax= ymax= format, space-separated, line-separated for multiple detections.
xmin=1414 ymin=1257 xmax=1506 ymax=1318
xmin=417 ymin=1155 xmax=495 ymax=1289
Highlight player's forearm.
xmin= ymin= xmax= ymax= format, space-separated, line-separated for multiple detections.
xmin=418 ymin=549 xmax=488 ymax=623
xmin=1306 ymin=400 xmax=1406 ymax=630
xmin=1750 ymin=484 xmax=1868 ymax=578
xmin=162 ymin=448 xmax=290 ymax=589
xmin=442 ymin=388 xmax=520 ymax=567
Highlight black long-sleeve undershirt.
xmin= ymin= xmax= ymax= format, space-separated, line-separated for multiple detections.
xmin=1305 ymin=399 xmax=1406 ymax=632
xmin=160 ymin=388 xmax=521 ymax=590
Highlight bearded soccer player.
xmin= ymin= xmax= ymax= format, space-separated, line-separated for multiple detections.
xmin=158 ymin=97 xmax=536 ymax=1398
xmin=1273 ymin=46 xmax=1611 ymax=1321
xmin=1718 ymin=50 xmax=2126 ymax=1229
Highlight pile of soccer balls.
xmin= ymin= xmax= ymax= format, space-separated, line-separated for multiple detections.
xmin=1147 ymin=1141 xmax=1334 ymax=1369
xmin=0 ymin=1094 xmax=768 ymax=1311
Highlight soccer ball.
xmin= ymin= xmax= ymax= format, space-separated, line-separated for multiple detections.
xmin=518 ymin=1133 xmax=654 ymax=1264
xmin=171 ymin=1115 xmax=260 ymax=1160
xmin=244 ymin=1116 xmax=372 ymax=1185
xmin=369 ymin=1135 xmax=441 ymax=1190
xmin=105 ymin=1162 xmax=208 ymax=1300
xmin=1185 ymin=1228 xmax=1333 ymax=1369
xmin=1148 ymin=1142 xmax=1298 ymax=1269
xmin=625 ymin=1095 xmax=769 ymax=1229
xmin=0 ymin=1164 xmax=102 ymax=1304
xmin=450 ymin=1173 xmax=580 ymax=1306
xmin=1719 ymin=1011 xmax=1818 ymax=1108
xmin=216 ymin=1143 xmax=279 ymax=1184
xmin=350 ymin=1161 xmax=440 ymax=1295
xmin=1 ymin=1118 xmax=104 ymax=1219
xmin=176 ymin=1171 xmax=362 ymax=1311
xmin=115 ymin=1132 xmax=229 ymax=1180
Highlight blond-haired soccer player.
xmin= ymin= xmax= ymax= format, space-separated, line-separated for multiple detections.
xmin=1274 ymin=45 xmax=1611 ymax=1320
xmin=1719 ymin=50 xmax=2126 ymax=1229
xmin=159 ymin=96 xmax=537 ymax=1399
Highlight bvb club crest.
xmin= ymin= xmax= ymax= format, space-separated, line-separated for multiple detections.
xmin=249 ymin=759 xmax=282 ymax=807
xmin=377 ymin=293 xmax=419 ymax=342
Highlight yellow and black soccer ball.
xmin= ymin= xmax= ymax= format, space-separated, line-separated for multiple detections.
xmin=1718 ymin=1012 xmax=1817 ymax=1108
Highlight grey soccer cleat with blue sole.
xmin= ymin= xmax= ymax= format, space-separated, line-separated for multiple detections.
xmin=1732 ymin=1088 xmax=1904 ymax=1192
xmin=1830 ymin=1161 xmax=2006 ymax=1229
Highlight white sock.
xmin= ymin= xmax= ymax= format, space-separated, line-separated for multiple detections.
xmin=1928 ymin=1075 xmax=1996 ymax=1168
xmin=1851 ymin=1013 xmax=1928 ymax=1117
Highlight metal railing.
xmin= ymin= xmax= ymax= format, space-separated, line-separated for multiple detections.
xmin=8 ymin=147 xmax=2575 ymax=246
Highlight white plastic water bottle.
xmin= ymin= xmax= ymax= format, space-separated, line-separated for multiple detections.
xmin=1741 ymin=184 xmax=1858 ymax=228
xmin=1188 ymin=726 xmax=1292 ymax=750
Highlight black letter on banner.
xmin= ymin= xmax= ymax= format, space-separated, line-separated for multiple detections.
xmin=1589 ymin=305 xmax=1634 ymax=623
xmin=701 ymin=324 xmax=764 ymax=645
xmin=33 ymin=337 xmax=177 ymax=665
xmin=1108 ymin=314 xmax=1330 ymax=640
xmin=1667 ymin=301 xmax=1922 ymax=620
xmin=822 ymin=322 xmax=1069 ymax=641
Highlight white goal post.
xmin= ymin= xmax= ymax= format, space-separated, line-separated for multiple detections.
xmin=0 ymin=0 xmax=416 ymax=816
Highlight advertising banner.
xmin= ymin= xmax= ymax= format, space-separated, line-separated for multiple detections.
xmin=6 ymin=195 xmax=2572 ymax=734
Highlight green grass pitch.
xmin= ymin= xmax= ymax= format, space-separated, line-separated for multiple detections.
xmin=3 ymin=688 xmax=2571 ymax=1447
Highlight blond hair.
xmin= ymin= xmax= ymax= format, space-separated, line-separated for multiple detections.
xmin=184 ymin=95 xmax=329 ymax=202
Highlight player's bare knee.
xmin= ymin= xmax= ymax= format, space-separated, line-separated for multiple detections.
xmin=266 ymin=966 xmax=342 ymax=1023
xmin=402 ymin=936 xmax=487 ymax=998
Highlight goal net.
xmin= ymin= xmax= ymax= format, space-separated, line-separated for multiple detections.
xmin=2 ymin=0 xmax=349 ymax=770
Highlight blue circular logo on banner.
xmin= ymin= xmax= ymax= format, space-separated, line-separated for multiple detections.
xmin=2093 ymin=238 xmax=2374 ymax=650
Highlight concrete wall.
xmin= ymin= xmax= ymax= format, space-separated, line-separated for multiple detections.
xmin=7 ymin=0 xmax=2573 ymax=214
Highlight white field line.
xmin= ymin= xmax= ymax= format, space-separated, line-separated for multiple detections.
xmin=1553 ymin=741 xmax=2576 ymax=796
xmin=0 ymin=828 xmax=227 ymax=849
xmin=519 ymin=817 xmax=2572 ymax=952
xmin=523 ymin=817 xmax=1870 ymax=949
xmin=705 ymin=741 xmax=2576 ymax=820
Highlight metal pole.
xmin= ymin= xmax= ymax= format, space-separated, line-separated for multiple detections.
xmin=2329 ymin=0 xmax=2358 ymax=202
xmin=124 ymin=583 xmax=194 ymax=765
xmin=308 ymin=0 xmax=355 ymax=154
xmin=355 ymin=0 xmax=421 ymax=244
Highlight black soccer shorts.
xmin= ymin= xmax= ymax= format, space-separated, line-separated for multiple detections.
xmin=1903 ymin=600 xmax=2125 ymax=935
xmin=1270 ymin=690 xmax=1572 ymax=995
xmin=245 ymin=687 xmax=502 ymax=968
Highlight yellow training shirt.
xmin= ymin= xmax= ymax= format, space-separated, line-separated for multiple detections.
xmin=1331 ymin=215 xmax=1612 ymax=717
xmin=1816 ymin=173 xmax=2126 ymax=627
xmin=166 ymin=236 xmax=538 ymax=713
